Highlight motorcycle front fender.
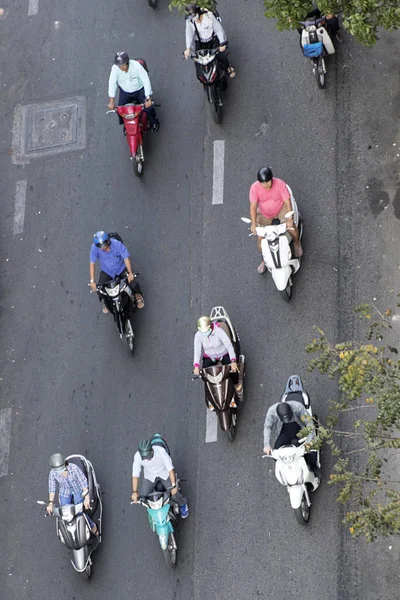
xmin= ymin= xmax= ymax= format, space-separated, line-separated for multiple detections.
xmin=217 ymin=408 xmax=232 ymax=432
xmin=271 ymin=266 xmax=292 ymax=291
xmin=71 ymin=547 xmax=89 ymax=572
xmin=287 ymin=484 xmax=308 ymax=510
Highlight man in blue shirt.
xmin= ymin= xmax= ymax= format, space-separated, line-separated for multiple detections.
xmin=89 ymin=231 xmax=144 ymax=313
xmin=107 ymin=51 xmax=159 ymax=131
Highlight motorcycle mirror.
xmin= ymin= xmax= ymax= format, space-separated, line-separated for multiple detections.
xmin=241 ymin=217 xmax=251 ymax=223
xmin=37 ymin=500 xmax=47 ymax=505
xmin=284 ymin=211 xmax=294 ymax=219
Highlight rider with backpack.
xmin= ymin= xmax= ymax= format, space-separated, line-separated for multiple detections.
xmin=183 ymin=3 xmax=235 ymax=78
xmin=131 ymin=435 xmax=189 ymax=518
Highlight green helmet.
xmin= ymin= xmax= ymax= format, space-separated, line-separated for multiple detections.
xmin=138 ymin=440 xmax=152 ymax=458
xmin=49 ymin=453 xmax=66 ymax=472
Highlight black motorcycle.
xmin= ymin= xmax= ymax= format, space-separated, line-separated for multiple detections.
xmin=191 ymin=47 xmax=228 ymax=123
xmin=96 ymin=273 xmax=139 ymax=354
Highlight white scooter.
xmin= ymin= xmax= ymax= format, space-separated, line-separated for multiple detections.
xmin=241 ymin=185 xmax=303 ymax=301
xmin=264 ymin=375 xmax=320 ymax=525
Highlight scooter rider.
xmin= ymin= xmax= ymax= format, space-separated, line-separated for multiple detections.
xmin=249 ymin=167 xmax=303 ymax=274
xmin=47 ymin=453 xmax=99 ymax=536
xmin=107 ymin=52 xmax=160 ymax=132
xmin=193 ymin=315 xmax=242 ymax=395
xmin=183 ymin=4 xmax=235 ymax=78
xmin=89 ymin=231 xmax=144 ymax=314
xmin=263 ymin=402 xmax=318 ymax=474
xmin=131 ymin=440 xmax=189 ymax=518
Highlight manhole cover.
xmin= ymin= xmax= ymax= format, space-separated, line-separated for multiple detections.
xmin=11 ymin=96 xmax=86 ymax=163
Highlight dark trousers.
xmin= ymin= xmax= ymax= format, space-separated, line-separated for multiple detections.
xmin=141 ymin=476 xmax=187 ymax=507
xmin=118 ymin=87 xmax=158 ymax=127
xmin=274 ymin=424 xmax=318 ymax=474
xmin=98 ymin=269 xmax=142 ymax=310
xmin=202 ymin=353 xmax=239 ymax=385
xmin=195 ymin=38 xmax=230 ymax=72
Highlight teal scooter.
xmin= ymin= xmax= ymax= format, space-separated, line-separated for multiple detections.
xmin=132 ymin=434 xmax=179 ymax=568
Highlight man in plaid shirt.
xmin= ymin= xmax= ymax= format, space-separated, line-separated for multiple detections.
xmin=47 ymin=453 xmax=98 ymax=535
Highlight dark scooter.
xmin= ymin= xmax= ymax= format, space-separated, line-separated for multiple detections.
xmin=190 ymin=47 xmax=229 ymax=124
xmin=93 ymin=232 xmax=140 ymax=355
xmin=194 ymin=306 xmax=245 ymax=441
xmin=37 ymin=454 xmax=102 ymax=579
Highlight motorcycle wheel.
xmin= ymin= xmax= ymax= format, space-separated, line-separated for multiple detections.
xmin=163 ymin=533 xmax=178 ymax=569
xmin=294 ymin=494 xmax=310 ymax=525
xmin=126 ymin=319 xmax=135 ymax=354
xmin=226 ymin=412 xmax=236 ymax=442
xmin=132 ymin=149 xmax=144 ymax=177
xmin=210 ymin=98 xmax=223 ymax=124
xmin=148 ymin=0 xmax=158 ymax=7
xmin=315 ymin=58 xmax=326 ymax=89
xmin=84 ymin=563 xmax=92 ymax=579
xmin=279 ymin=281 xmax=292 ymax=302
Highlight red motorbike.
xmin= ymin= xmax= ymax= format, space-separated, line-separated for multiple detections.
xmin=107 ymin=59 xmax=155 ymax=177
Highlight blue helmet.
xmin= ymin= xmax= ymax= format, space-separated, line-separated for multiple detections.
xmin=93 ymin=231 xmax=110 ymax=249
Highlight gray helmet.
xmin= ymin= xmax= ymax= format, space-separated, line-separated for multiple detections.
xmin=138 ymin=440 xmax=152 ymax=459
xmin=114 ymin=51 xmax=129 ymax=66
xmin=50 ymin=453 xmax=66 ymax=472
xmin=276 ymin=402 xmax=293 ymax=423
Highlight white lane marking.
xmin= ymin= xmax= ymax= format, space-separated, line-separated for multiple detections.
xmin=28 ymin=0 xmax=39 ymax=15
xmin=0 ymin=408 xmax=12 ymax=477
xmin=212 ymin=140 xmax=225 ymax=205
xmin=14 ymin=180 xmax=27 ymax=235
xmin=205 ymin=409 xmax=218 ymax=443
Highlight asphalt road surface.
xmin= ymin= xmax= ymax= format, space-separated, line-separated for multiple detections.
xmin=1 ymin=1 xmax=399 ymax=599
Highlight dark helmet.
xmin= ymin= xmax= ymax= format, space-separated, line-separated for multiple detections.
xmin=49 ymin=453 xmax=66 ymax=473
xmin=277 ymin=402 xmax=293 ymax=423
xmin=257 ymin=167 xmax=273 ymax=183
xmin=114 ymin=51 xmax=129 ymax=66
xmin=185 ymin=3 xmax=201 ymax=16
xmin=93 ymin=231 xmax=110 ymax=249
xmin=138 ymin=440 xmax=153 ymax=459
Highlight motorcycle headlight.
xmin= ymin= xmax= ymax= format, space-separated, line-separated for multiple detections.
xmin=282 ymin=453 xmax=296 ymax=464
xmin=106 ymin=284 xmax=120 ymax=297
xmin=148 ymin=497 xmax=164 ymax=510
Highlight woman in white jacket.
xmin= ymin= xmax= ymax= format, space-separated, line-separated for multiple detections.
xmin=183 ymin=4 xmax=235 ymax=78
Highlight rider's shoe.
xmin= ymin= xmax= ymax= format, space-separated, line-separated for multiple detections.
xmin=180 ymin=503 xmax=189 ymax=519
xmin=152 ymin=120 xmax=160 ymax=132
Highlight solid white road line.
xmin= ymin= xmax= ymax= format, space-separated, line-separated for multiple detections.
xmin=205 ymin=409 xmax=218 ymax=443
xmin=14 ymin=180 xmax=27 ymax=235
xmin=28 ymin=0 xmax=39 ymax=15
xmin=0 ymin=408 xmax=12 ymax=477
xmin=212 ymin=140 xmax=225 ymax=205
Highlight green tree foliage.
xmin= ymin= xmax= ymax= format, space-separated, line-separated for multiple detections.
xmin=306 ymin=303 xmax=400 ymax=540
xmin=169 ymin=0 xmax=216 ymax=13
xmin=263 ymin=1 xmax=400 ymax=47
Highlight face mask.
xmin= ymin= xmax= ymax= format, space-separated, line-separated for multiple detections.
xmin=200 ymin=328 xmax=212 ymax=337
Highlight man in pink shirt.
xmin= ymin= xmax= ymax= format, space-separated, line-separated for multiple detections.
xmin=249 ymin=167 xmax=302 ymax=273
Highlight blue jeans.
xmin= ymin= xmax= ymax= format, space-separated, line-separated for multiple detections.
xmin=118 ymin=86 xmax=158 ymax=126
xmin=60 ymin=493 xmax=95 ymax=529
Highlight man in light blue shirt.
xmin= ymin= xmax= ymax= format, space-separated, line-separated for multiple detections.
xmin=108 ymin=51 xmax=159 ymax=131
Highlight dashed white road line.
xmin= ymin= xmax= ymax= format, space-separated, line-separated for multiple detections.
xmin=212 ymin=140 xmax=225 ymax=205
xmin=205 ymin=409 xmax=218 ymax=443
xmin=0 ymin=408 xmax=12 ymax=477
xmin=14 ymin=180 xmax=27 ymax=235
xmin=28 ymin=0 xmax=39 ymax=15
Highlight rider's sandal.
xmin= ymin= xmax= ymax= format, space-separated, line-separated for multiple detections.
xmin=257 ymin=260 xmax=267 ymax=274
xmin=136 ymin=295 xmax=145 ymax=309
xmin=102 ymin=305 xmax=109 ymax=314
xmin=295 ymin=245 xmax=304 ymax=258
xmin=227 ymin=65 xmax=236 ymax=78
